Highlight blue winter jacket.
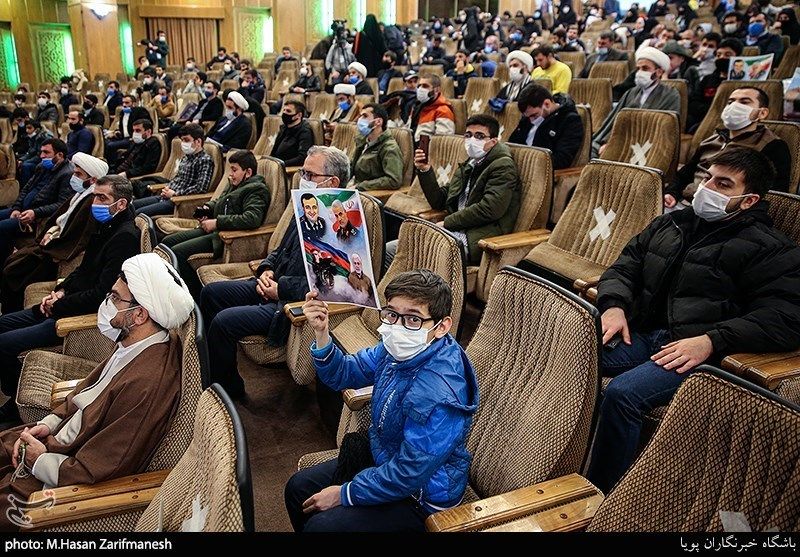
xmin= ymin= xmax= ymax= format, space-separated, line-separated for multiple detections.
xmin=311 ymin=334 xmax=479 ymax=513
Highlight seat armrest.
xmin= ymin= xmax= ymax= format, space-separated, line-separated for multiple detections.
xmin=172 ymin=193 xmax=213 ymax=206
xmin=148 ymin=183 xmax=168 ymax=193
xmin=343 ymin=386 xmax=373 ymax=411
xmin=51 ymin=379 xmax=81 ymax=409
xmin=28 ymin=470 xmax=170 ymax=506
xmin=248 ymin=260 xmax=262 ymax=274
xmin=425 ymin=474 xmax=604 ymax=532
xmin=219 ymin=224 xmax=277 ymax=244
xmin=363 ymin=187 xmax=408 ymax=203
xmin=417 ymin=209 xmax=448 ymax=223
xmin=284 ymin=166 xmax=302 ymax=175
xmin=554 ymin=166 xmax=584 ymax=179
xmin=585 ymin=287 xmax=598 ymax=304
xmin=573 ymin=275 xmax=601 ymax=293
xmin=283 ymin=301 xmax=362 ymax=325
xmin=477 ymin=229 xmax=551 ymax=253
xmin=55 ymin=315 xmax=98 ymax=338
xmin=722 ymin=350 xmax=800 ymax=390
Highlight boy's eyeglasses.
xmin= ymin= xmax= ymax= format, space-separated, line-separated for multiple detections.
xmin=379 ymin=309 xmax=435 ymax=331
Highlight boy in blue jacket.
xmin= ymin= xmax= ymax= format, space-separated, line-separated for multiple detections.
xmin=285 ymin=269 xmax=479 ymax=532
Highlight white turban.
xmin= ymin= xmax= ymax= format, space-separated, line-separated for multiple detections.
xmin=121 ymin=253 xmax=194 ymax=330
xmin=635 ymin=46 xmax=671 ymax=73
xmin=348 ymin=61 xmax=368 ymax=78
xmin=333 ymin=83 xmax=356 ymax=96
xmin=227 ymin=90 xmax=249 ymax=110
xmin=506 ymin=50 xmax=534 ymax=72
xmin=71 ymin=153 xmax=108 ymax=179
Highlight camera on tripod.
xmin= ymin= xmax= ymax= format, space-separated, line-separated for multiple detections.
xmin=331 ymin=19 xmax=348 ymax=43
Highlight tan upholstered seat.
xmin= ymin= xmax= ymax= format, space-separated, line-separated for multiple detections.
xmin=419 ymin=64 xmax=445 ymax=76
xmin=331 ymin=122 xmax=358 ymax=158
xmin=523 ymin=160 xmax=662 ymax=286
xmin=599 ymin=108 xmax=680 ymax=183
xmin=661 ymin=78 xmax=687 ymax=132
xmin=388 ymin=127 xmax=415 ymax=186
xmin=241 ymin=112 xmax=257 ymax=150
xmin=588 ymin=61 xmax=629 ymax=86
xmin=252 ymin=115 xmax=282 ymax=157
xmin=310 ymin=94 xmax=336 ymax=121
xmin=573 ymin=104 xmax=593 ymax=166
xmin=135 ymin=386 xmax=254 ymax=532
xmin=589 ymin=370 xmax=800 ymax=532
xmin=763 ymin=121 xmax=800 ymax=194
xmin=485 ymin=101 xmax=522 ymax=142
xmin=384 ymin=135 xmax=463 ymax=218
xmin=569 ymin=78 xmax=612 ymax=134
xmin=773 ymin=44 xmax=800 ymax=79
xmin=202 ymin=142 xmax=224 ymax=193
xmin=0 ymin=144 xmax=19 ymax=207
xmin=450 ymin=98 xmax=467 ymax=133
xmin=137 ymin=137 xmax=184 ymax=183
xmin=742 ymin=45 xmax=760 ymax=57
xmin=558 ymin=51 xmax=586 ymax=78
xmin=464 ymin=77 xmax=501 ymax=116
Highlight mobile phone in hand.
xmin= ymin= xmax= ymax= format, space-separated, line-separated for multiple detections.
xmin=418 ymin=134 xmax=430 ymax=164
xmin=604 ymin=335 xmax=623 ymax=350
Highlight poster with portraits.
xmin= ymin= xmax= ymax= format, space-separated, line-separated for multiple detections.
xmin=727 ymin=54 xmax=774 ymax=81
xmin=292 ymin=188 xmax=381 ymax=309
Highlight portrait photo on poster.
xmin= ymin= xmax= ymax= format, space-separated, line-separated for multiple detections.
xmin=727 ymin=53 xmax=774 ymax=81
xmin=292 ymin=188 xmax=381 ymax=309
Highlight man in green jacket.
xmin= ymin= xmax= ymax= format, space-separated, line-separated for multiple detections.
xmin=161 ymin=150 xmax=270 ymax=298
xmin=351 ymin=103 xmax=404 ymax=192
xmin=386 ymin=114 xmax=521 ymax=268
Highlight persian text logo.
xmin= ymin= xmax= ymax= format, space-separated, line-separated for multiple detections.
xmin=6 ymin=490 xmax=56 ymax=528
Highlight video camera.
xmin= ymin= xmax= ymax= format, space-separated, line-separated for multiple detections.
xmin=331 ymin=19 xmax=348 ymax=43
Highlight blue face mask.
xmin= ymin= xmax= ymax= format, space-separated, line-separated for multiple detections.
xmin=356 ymin=117 xmax=373 ymax=136
xmin=348 ymin=75 xmax=359 ymax=85
xmin=122 ymin=106 xmax=132 ymax=114
xmin=484 ymin=45 xmax=494 ymax=53
xmin=91 ymin=202 xmax=116 ymax=223
xmin=107 ymin=88 xmax=115 ymax=96
xmin=749 ymin=22 xmax=766 ymax=36
xmin=338 ymin=100 xmax=351 ymax=112
xmin=40 ymin=157 xmax=55 ymax=170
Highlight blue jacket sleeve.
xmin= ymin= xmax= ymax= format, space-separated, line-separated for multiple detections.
xmin=340 ymin=405 xmax=467 ymax=506
xmin=310 ymin=340 xmax=379 ymax=391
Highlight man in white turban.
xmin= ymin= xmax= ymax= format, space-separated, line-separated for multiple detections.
xmin=0 ymin=253 xmax=193 ymax=530
xmin=206 ymin=89 xmax=253 ymax=152
xmin=346 ymin=61 xmax=374 ymax=96
xmin=592 ymin=44 xmax=681 ymax=155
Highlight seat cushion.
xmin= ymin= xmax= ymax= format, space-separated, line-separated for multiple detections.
xmin=198 ymin=262 xmax=253 ymax=286
xmin=524 ymin=243 xmax=607 ymax=284
xmin=298 ymin=449 xmax=339 ymax=471
xmin=466 ymin=265 xmax=477 ymax=294
xmin=331 ymin=315 xmax=381 ymax=355
xmin=156 ymin=217 xmax=197 ymax=236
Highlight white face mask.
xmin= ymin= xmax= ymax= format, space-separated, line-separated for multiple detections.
xmin=60 ymin=87 xmax=68 ymax=95
xmin=721 ymin=101 xmax=755 ymax=131
xmin=224 ymin=64 xmax=232 ymax=72
xmin=180 ymin=141 xmax=195 ymax=155
xmin=131 ymin=132 xmax=144 ymax=144
xmin=692 ymin=184 xmax=750 ymax=221
xmin=224 ymin=108 xmax=235 ymax=120
xmin=97 ymin=298 xmax=139 ymax=342
xmin=509 ymin=67 xmax=524 ymax=82
xmin=37 ymin=98 xmax=47 ymax=107
xmin=299 ymin=176 xmax=332 ymax=190
xmin=300 ymin=67 xmax=309 ymax=76
xmin=724 ymin=23 xmax=739 ymax=34
xmin=378 ymin=321 xmax=440 ymax=361
xmin=416 ymin=87 xmax=430 ymax=103
xmin=464 ymin=137 xmax=488 ymax=159
xmin=70 ymin=174 xmax=85 ymax=193
xmin=634 ymin=70 xmax=655 ymax=89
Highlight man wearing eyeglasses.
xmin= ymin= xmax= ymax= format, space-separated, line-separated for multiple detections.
xmin=286 ymin=269 xmax=478 ymax=532
xmin=588 ymin=147 xmax=800 ymax=494
xmin=198 ymin=146 xmax=350 ymax=400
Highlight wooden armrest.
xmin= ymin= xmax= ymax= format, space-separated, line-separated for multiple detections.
xmin=722 ymin=349 xmax=800 ymax=390
xmin=573 ymin=275 xmax=602 ymax=294
xmin=283 ymin=301 xmax=362 ymax=325
xmin=284 ymin=166 xmax=302 ymax=175
xmin=55 ymin=314 xmax=97 ymax=338
xmin=418 ymin=209 xmax=448 ymax=223
xmin=362 ymin=187 xmax=409 ymax=203
xmin=680 ymin=133 xmax=693 ymax=141
xmin=554 ymin=166 xmax=584 ymax=179
xmin=248 ymin=260 xmax=262 ymax=274
xmin=477 ymin=229 xmax=550 ymax=253
xmin=219 ymin=224 xmax=276 ymax=244
xmin=585 ymin=287 xmax=598 ymax=304
xmin=51 ymin=380 xmax=81 ymax=409
xmin=425 ymin=474 xmax=604 ymax=532
xmin=148 ymin=183 xmax=168 ymax=192
xmin=343 ymin=386 xmax=373 ymax=411
xmin=172 ymin=193 xmax=213 ymax=206
xmin=28 ymin=470 xmax=170 ymax=506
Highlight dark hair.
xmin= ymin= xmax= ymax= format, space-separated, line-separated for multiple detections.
xmin=738 ymin=86 xmax=770 ymax=107
xmin=285 ymin=100 xmax=307 ymax=116
xmin=457 ymin=48 xmax=470 ymax=56
xmin=300 ymin=192 xmax=317 ymax=204
xmin=122 ymin=94 xmax=136 ymax=103
xmin=42 ymin=138 xmax=68 ymax=156
xmin=178 ymin=122 xmax=205 ymax=141
xmin=384 ymin=269 xmax=452 ymax=322
xmin=158 ymin=85 xmax=171 ymax=94
xmin=532 ymin=45 xmax=555 ymax=57
xmin=98 ymin=174 xmax=134 ymax=203
xmin=706 ymin=146 xmax=774 ymax=196
xmin=218 ymin=46 xmax=227 ymax=53
xmin=25 ymin=118 xmax=40 ymax=130
xmin=241 ymin=59 xmax=252 ymax=67
xmin=196 ymin=71 xmax=208 ymax=82
xmin=517 ymin=83 xmax=554 ymax=111
xmin=245 ymin=69 xmax=259 ymax=80
xmin=12 ymin=108 xmax=27 ymax=119
xmin=719 ymin=37 xmax=744 ymax=55
xmin=132 ymin=118 xmax=153 ymax=131
xmin=187 ymin=57 xmax=195 ymax=62
xmin=383 ymin=50 xmax=398 ymax=63
xmin=228 ymin=150 xmax=258 ymax=175
xmin=38 ymin=91 xmax=50 ymax=99
xmin=599 ymin=31 xmax=616 ymax=41
xmin=364 ymin=103 xmax=389 ymax=130
xmin=703 ymin=32 xmax=722 ymax=45
xmin=465 ymin=114 xmax=500 ymax=138
xmin=282 ymin=46 xmax=291 ymax=51
xmin=207 ymin=80 xmax=221 ymax=92
xmin=13 ymin=94 xmax=25 ymax=103
xmin=109 ymin=80 xmax=120 ymax=88
xmin=85 ymin=93 xmax=99 ymax=104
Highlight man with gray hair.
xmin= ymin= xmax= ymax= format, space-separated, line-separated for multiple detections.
xmin=0 ymin=175 xmax=140 ymax=425
xmin=199 ymin=146 xmax=349 ymax=399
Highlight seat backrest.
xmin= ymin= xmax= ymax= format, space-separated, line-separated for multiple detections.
xmin=742 ymin=45 xmax=760 ymax=57
xmin=161 ymin=137 xmax=186 ymax=181
xmin=306 ymin=119 xmax=324 ymax=146
xmin=549 ymin=160 xmax=663 ymax=268
xmin=366 ymin=77 xmax=379 ymax=100
xmin=134 ymin=214 xmax=156 ymax=254
xmin=387 ymin=77 xmax=404 ymax=95
xmin=96 ymin=104 xmax=110 ymax=128
xmin=0 ymin=118 xmax=12 ymax=144
xmin=493 ymin=63 xmax=509 ymax=84
xmin=589 ymin=370 xmax=800 ymax=532
xmin=532 ymin=78 xmax=553 ymax=91
xmin=486 ymin=101 xmax=522 ymax=142
xmin=242 ymin=112 xmax=257 ymax=150
xmin=258 ymin=156 xmax=289 ymax=226
xmin=466 ymin=268 xmax=600 ymax=498
xmin=600 ymin=108 xmax=680 ymax=182
xmin=508 ymin=144 xmax=553 ymax=231
xmin=588 ymin=61 xmax=629 ymax=86
xmin=271 ymin=69 xmax=296 ymax=95
xmin=691 ymin=80 xmax=784 ymax=156
xmin=464 ymin=77 xmax=501 ymax=117
xmin=661 ymin=78 xmax=688 ymax=132
xmin=153 ymin=133 xmax=170 ymax=173
xmin=763 ymin=121 xmax=800 ymax=194
xmin=220 ymin=79 xmax=239 ymax=92
xmin=558 ymin=51 xmax=586 ymax=77
xmin=387 ymin=127 xmax=415 ymax=185
xmin=765 ymin=190 xmax=800 ymax=243
xmin=450 ymin=98 xmax=467 ymax=134
xmin=773 ymin=44 xmax=800 ymax=79
xmin=86 ymin=125 xmax=103 ymax=158
xmin=310 ymin=93 xmax=337 ymax=120
xmin=253 ymin=115 xmax=282 ymax=157
xmin=135 ymin=385 xmax=253 ymax=532
xmin=0 ymin=144 xmax=15 ymax=180
xmin=202 ymin=142 xmax=225 ymax=192
xmin=440 ymin=76 xmax=455 ymax=99
xmin=419 ymin=64 xmax=445 ymax=76
xmin=145 ymin=305 xmax=209 ymax=471
xmin=58 ymin=122 xmax=69 ymax=142
xmin=179 ymin=92 xmax=200 ymax=112
xmin=573 ymin=104 xmax=593 ymax=167
xmin=331 ymin=123 xmax=358 ymax=159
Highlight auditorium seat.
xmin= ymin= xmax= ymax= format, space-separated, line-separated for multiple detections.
xmin=464 ymin=77 xmax=501 ymax=117
xmin=310 ymin=93 xmax=337 ymax=121
xmin=252 ymin=115 xmax=282 ymax=157
xmin=569 ymin=79 xmax=612 ymax=132
xmin=0 ymin=144 xmax=18 ymax=208
xmin=330 ymin=122 xmax=358 ymax=158
xmin=661 ymin=78 xmax=687 ymax=133
xmin=558 ymin=51 xmax=586 ymax=78
xmin=588 ymin=61 xmax=629 ymax=86
xmin=763 ymin=121 xmax=800 ymax=194
xmin=485 ymin=101 xmax=522 ymax=142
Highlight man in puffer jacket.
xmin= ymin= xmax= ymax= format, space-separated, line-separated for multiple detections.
xmin=286 ymin=270 xmax=479 ymax=532
xmin=588 ymin=146 xmax=800 ymax=494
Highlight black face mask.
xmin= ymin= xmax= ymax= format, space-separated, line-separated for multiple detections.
xmin=715 ymin=58 xmax=731 ymax=74
xmin=281 ymin=113 xmax=297 ymax=126
xmin=69 ymin=122 xmax=83 ymax=131
xmin=83 ymin=101 xmax=93 ymax=110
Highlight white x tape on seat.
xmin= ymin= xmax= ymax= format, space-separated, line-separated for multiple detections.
xmin=629 ymin=140 xmax=653 ymax=167
xmin=470 ymin=99 xmax=483 ymax=114
xmin=588 ymin=206 xmax=616 ymax=241
xmin=436 ymin=163 xmax=453 ymax=186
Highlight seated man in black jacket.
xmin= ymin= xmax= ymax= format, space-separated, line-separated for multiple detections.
xmin=206 ymin=90 xmax=252 ymax=152
xmin=509 ymin=83 xmax=584 ymax=170
xmin=271 ymin=100 xmax=314 ymax=167
xmin=82 ymin=94 xmax=106 ymax=127
xmin=587 ymin=147 xmax=800 ymax=494
xmin=0 ymin=175 xmax=139 ymax=424
xmin=198 ymin=145 xmax=348 ymax=398
xmin=113 ymin=119 xmax=163 ymax=181
xmin=167 ymin=80 xmax=224 ymax=140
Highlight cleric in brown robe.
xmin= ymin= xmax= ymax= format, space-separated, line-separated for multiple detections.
xmin=0 ymin=252 xmax=194 ymax=530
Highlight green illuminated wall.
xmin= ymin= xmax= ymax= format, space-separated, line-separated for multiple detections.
xmin=0 ymin=23 xmax=19 ymax=89
xmin=119 ymin=20 xmax=135 ymax=76
xmin=29 ymin=23 xmax=74 ymax=84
